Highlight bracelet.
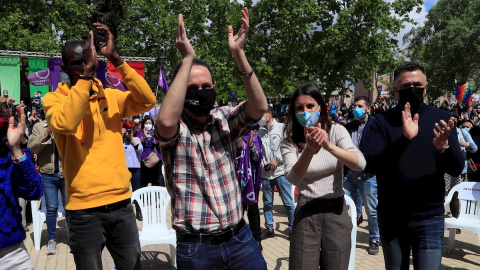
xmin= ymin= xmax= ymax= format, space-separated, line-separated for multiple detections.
xmin=11 ymin=151 xmax=26 ymax=163
xmin=79 ymin=76 xmax=95 ymax=82
xmin=239 ymin=67 xmax=254 ymax=78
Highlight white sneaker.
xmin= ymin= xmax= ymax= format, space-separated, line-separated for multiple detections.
xmin=46 ymin=239 xmax=57 ymax=255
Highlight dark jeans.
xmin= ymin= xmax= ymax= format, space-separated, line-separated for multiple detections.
xmin=41 ymin=173 xmax=66 ymax=240
xmin=68 ymin=202 xmax=141 ymax=270
xmin=129 ymin=167 xmax=142 ymax=214
xmin=379 ymin=214 xmax=444 ymax=270
xmin=176 ymin=222 xmax=266 ymax=270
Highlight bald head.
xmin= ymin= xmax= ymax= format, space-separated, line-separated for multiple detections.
xmin=61 ymin=41 xmax=85 ymax=66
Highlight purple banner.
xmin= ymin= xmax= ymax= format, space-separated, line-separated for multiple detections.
xmin=105 ymin=72 xmax=126 ymax=91
xmin=157 ymin=67 xmax=169 ymax=93
xmin=27 ymin=68 xmax=51 ymax=86
xmin=48 ymin=59 xmax=63 ymax=92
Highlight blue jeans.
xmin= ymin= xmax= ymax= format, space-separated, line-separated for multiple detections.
xmin=262 ymin=176 xmax=295 ymax=230
xmin=176 ymin=222 xmax=267 ymax=270
xmin=379 ymin=215 xmax=444 ymax=270
xmin=41 ymin=173 xmax=66 ymax=240
xmin=68 ymin=201 xmax=141 ymax=270
xmin=344 ymin=175 xmax=380 ymax=242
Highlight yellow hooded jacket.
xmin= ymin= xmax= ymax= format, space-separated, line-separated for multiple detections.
xmin=43 ymin=63 xmax=156 ymax=210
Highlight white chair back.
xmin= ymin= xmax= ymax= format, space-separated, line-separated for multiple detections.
xmin=344 ymin=194 xmax=357 ymax=270
xmin=132 ymin=186 xmax=171 ymax=235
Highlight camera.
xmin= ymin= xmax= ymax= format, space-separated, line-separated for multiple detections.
xmin=126 ymin=129 xmax=132 ymax=134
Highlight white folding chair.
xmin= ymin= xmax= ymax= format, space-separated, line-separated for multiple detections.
xmin=344 ymin=194 xmax=357 ymax=270
xmin=444 ymin=181 xmax=480 ymax=251
xmin=132 ymin=186 xmax=176 ymax=267
xmin=31 ymin=190 xmax=67 ymax=250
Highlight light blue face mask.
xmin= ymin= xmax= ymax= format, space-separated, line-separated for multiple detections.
xmin=353 ymin=107 xmax=366 ymax=120
xmin=296 ymin=110 xmax=320 ymax=127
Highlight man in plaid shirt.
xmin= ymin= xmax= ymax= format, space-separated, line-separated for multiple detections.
xmin=156 ymin=8 xmax=268 ymax=270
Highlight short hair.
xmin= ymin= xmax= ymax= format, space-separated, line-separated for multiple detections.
xmin=266 ymin=105 xmax=273 ymax=114
xmin=353 ymin=96 xmax=371 ymax=106
xmin=393 ymin=62 xmax=426 ymax=83
xmin=171 ymin=59 xmax=215 ymax=84
xmin=61 ymin=41 xmax=84 ymax=65
xmin=123 ymin=120 xmax=135 ymax=129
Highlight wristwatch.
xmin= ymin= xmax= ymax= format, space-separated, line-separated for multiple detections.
xmin=438 ymin=145 xmax=449 ymax=154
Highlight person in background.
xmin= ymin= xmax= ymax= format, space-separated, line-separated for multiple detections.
xmin=132 ymin=115 xmax=142 ymax=136
xmin=137 ymin=115 xmax=163 ymax=187
xmin=343 ymin=96 xmax=380 ymax=255
xmin=444 ymin=118 xmax=477 ymax=233
xmin=236 ymin=129 xmax=263 ymax=250
xmin=464 ymin=120 xmax=480 ymax=181
xmin=257 ymin=105 xmax=295 ymax=241
xmin=281 ymin=83 xmax=366 ymax=269
xmin=0 ymin=104 xmax=43 ymax=269
xmin=122 ymin=120 xmax=144 ymax=220
xmin=28 ymin=119 xmax=65 ymax=255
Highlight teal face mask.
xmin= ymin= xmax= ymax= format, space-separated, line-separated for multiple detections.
xmin=295 ymin=110 xmax=320 ymax=127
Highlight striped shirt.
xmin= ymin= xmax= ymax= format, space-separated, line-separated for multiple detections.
xmin=157 ymin=102 xmax=255 ymax=233
xmin=281 ymin=124 xmax=366 ymax=199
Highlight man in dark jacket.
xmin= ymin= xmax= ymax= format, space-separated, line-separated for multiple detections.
xmin=363 ymin=62 xmax=464 ymax=270
xmin=344 ymin=95 xmax=379 ymax=255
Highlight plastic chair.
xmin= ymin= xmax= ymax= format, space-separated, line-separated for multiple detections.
xmin=132 ymin=186 xmax=176 ymax=267
xmin=31 ymin=190 xmax=67 ymax=250
xmin=344 ymin=194 xmax=357 ymax=270
xmin=444 ymin=181 xmax=480 ymax=251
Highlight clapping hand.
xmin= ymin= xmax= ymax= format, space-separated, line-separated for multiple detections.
xmin=228 ymin=7 xmax=249 ymax=54
xmin=305 ymin=123 xmax=331 ymax=152
xmin=176 ymin=14 xmax=195 ymax=60
xmin=433 ymin=117 xmax=455 ymax=151
xmin=402 ymin=102 xmax=419 ymax=140
xmin=8 ymin=105 xmax=26 ymax=158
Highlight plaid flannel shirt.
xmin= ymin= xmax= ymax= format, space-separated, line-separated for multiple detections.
xmin=157 ymin=102 xmax=256 ymax=233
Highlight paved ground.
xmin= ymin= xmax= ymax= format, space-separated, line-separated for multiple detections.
xmin=24 ymin=191 xmax=480 ymax=270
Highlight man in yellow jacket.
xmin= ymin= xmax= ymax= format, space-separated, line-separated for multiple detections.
xmin=43 ymin=23 xmax=155 ymax=270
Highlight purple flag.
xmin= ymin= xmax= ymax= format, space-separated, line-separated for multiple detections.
xmin=28 ymin=68 xmax=51 ymax=86
xmin=105 ymin=72 xmax=127 ymax=91
xmin=96 ymin=61 xmax=106 ymax=86
xmin=236 ymin=132 xmax=263 ymax=205
xmin=48 ymin=59 xmax=63 ymax=91
xmin=157 ymin=67 xmax=169 ymax=93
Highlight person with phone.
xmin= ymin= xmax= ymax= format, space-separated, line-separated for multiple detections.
xmin=122 ymin=120 xmax=143 ymax=220
xmin=42 ymin=23 xmax=155 ymax=269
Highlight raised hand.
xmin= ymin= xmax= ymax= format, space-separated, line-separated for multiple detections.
xmin=433 ymin=117 xmax=454 ymax=151
xmin=83 ymin=30 xmax=98 ymax=77
xmin=176 ymin=14 xmax=195 ymax=60
xmin=93 ymin=23 xmax=116 ymax=60
xmin=228 ymin=7 xmax=249 ymax=54
xmin=402 ymin=102 xmax=419 ymax=140
xmin=8 ymin=105 xmax=26 ymax=155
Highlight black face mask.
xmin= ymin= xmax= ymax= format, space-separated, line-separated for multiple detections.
xmin=184 ymin=89 xmax=217 ymax=117
xmin=398 ymin=87 xmax=424 ymax=112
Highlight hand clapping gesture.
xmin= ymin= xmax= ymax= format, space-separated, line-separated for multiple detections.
xmin=402 ymin=102 xmax=419 ymax=140
xmin=304 ymin=123 xmax=331 ymax=153
xmin=228 ymin=7 xmax=249 ymax=54
xmin=8 ymin=105 xmax=26 ymax=158
xmin=176 ymin=14 xmax=195 ymax=60
xmin=433 ymin=117 xmax=454 ymax=151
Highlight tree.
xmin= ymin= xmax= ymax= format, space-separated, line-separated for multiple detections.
xmin=405 ymin=0 xmax=480 ymax=100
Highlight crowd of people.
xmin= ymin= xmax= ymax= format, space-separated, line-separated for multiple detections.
xmin=0 ymin=7 xmax=478 ymax=270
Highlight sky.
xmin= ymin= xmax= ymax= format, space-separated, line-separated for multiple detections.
xmin=396 ymin=0 xmax=439 ymax=47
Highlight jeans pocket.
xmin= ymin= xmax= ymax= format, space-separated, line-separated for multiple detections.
xmin=234 ymin=226 xmax=253 ymax=244
xmin=69 ymin=211 xmax=95 ymax=225
xmin=122 ymin=203 xmax=134 ymax=212
xmin=177 ymin=241 xmax=199 ymax=257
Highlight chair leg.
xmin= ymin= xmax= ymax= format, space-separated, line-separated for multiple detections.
xmin=170 ymin=244 xmax=176 ymax=267
xmin=448 ymin=228 xmax=456 ymax=251
xmin=33 ymin=220 xmax=41 ymax=250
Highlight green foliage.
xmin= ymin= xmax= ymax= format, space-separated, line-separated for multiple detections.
xmin=0 ymin=0 xmax=423 ymax=100
xmin=405 ymin=0 xmax=480 ymax=99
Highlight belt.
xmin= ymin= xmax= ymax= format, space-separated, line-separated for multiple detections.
xmin=176 ymin=219 xmax=246 ymax=244
xmin=79 ymin=198 xmax=131 ymax=213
